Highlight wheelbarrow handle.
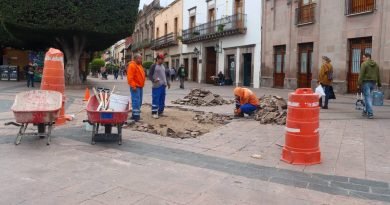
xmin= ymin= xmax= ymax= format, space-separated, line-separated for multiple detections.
xmin=4 ymin=122 xmax=22 ymax=127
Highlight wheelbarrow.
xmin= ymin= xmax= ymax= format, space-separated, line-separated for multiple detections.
xmin=83 ymin=94 xmax=130 ymax=145
xmin=5 ymin=90 xmax=62 ymax=145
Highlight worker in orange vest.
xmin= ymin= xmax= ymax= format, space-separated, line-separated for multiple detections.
xmin=127 ymin=54 xmax=146 ymax=121
xmin=233 ymin=87 xmax=259 ymax=117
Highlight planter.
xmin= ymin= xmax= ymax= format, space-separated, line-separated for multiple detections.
xmin=217 ymin=24 xmax=225 ymax=32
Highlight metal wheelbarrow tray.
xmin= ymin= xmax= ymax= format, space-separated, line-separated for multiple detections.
xmin=5 ymin=90 xmax=62 ymax=145
xmin=84 ymin=95 xmax=130 ymax=145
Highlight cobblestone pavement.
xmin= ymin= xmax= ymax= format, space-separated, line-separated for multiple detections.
xmin=0 ymin=77 xmax=389 ymax=204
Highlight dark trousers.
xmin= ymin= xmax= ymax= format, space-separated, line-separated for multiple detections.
xmin=179 ymin=77 xmax=185 ymax=89
xmin=27 ymin=74 xmax=34 ymax=87
xmin=152 ymin=85 xmax=166 ymax=115
xmin=319 ymin=84 xmax=330 ymax=108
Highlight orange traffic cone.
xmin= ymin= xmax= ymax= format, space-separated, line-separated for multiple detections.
xmin=83 ymin=88 xmax=90 ymax=101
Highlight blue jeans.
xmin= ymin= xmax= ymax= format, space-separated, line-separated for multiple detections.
xmin=240 ymin=103 xmax=258 ymax=115
xmin=152 ymin=85 xmax=166 ymax=115
xmin=362 ymin=81 xmax=375 ymax=115
xmin=130 ymin=87 xmax=143 ymax=120
xmin=27 ymin=74 xmax=34 ymax=87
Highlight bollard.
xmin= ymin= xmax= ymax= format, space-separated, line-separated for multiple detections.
xmin=41 ymin=48 xmax=67 ymax=125
xmin=281 ymin=88 xmax=321 ymax=165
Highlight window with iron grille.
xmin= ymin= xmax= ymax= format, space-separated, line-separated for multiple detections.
xmin=345 ymin=0 xmax=376 ymax=15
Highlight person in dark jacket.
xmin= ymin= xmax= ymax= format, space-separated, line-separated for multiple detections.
xmin=358 ymin=53 xmax=381 ymax=119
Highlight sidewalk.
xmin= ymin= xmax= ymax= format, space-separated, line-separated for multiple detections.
xmin=0 ymin=78 xmax=389 ymax=204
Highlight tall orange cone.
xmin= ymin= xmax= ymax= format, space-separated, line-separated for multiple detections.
xmin=83 ymin=88 xmax=90 ymax=101
xmin=41 ymin=48 xmax=68 ymax=125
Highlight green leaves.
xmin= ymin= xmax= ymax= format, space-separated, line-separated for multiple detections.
xmin=0 ymin=0 xmax=140 ymax=51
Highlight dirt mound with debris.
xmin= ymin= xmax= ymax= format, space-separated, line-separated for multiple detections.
xmin=126 ymin=106 xmax=232 ymax=139
xmin=172 ymin=88 xmax=234 ymax=106
xmin=254 ymin=95 xmax=287 ymax=125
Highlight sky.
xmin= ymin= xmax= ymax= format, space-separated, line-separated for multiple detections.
xmin=138 ymin=0 xmax=174 ymax=10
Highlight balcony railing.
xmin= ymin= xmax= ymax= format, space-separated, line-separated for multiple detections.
xmin=295 ymin=3 xmax=316 ymax=26
xmin=131 ymin=39 xmax=151 ymax=52
xmin=345 ymin=0 xmax=376 ymax=15
xmin=151 ymin=33 xmax=178 ymax=50
xmin=182 ymin=13 xmax=247 ymax=44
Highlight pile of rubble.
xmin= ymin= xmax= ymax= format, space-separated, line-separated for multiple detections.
xmin=172 ymin=89 xmax=234 ymax=106
xmin=254 ymin=95 xmax=287 ymax=125
xmin=128 ymin=122 xmax=209 ymax=139
xmin=194 ymin=112 xmax=232 ymax=124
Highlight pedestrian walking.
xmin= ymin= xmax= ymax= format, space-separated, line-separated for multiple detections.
xmin=318 ymin=56 xmax=333 ymax=109
xmin=127 ymin=54 xmax=146 ymax=122
xmin=178 ymin=64 xmax=186 ymax=89
xmin=120 ymin=65 xmax=125 ymax=80
xmin=170 ymin=67 xmax=176 ymax=82
xmin=24 ymin=62 xmax=35 ymax=87
xmin=149 ymin=54 xmax=170 ymax=119
xmin=233 ymin=87 xmax=259 ymax=117
xmin=358 ymin=53 xmax=381 ymax=119
xmin=113 ymin=67 xmax=119 ymax=80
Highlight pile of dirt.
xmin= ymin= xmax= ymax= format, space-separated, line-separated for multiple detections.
xmin=126 ymin=106 xmax=232 ymax=139
xmin=254 ymin=95 xmax=287 ymax=125
xmin=171 ymin=88 xmax=234 ymax=106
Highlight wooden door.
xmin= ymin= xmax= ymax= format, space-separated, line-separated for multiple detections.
xmin=208 ymin=8 xmax=216 ymax=33
xmin=234 ymin=0 xmax=244 ymax=29
xmin=348 ymin=37 xmax=372 ymax=93
xmin=298 ymin=43 xmax=313 ymax=88
xmin=206 ymin=47 xmax=217 ymax=84
xmin=192 ymin=57 xmax=198 ymax=82
xmin=243 ymin=53 xmax=252 ymax=87
xmin=273 ymin=45 xmax=286 ymax=88
xmin=184 ymin=58 xmax=189 ymax=79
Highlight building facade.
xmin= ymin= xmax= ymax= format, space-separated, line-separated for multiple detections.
xmin=181 ymin=0 xmax=262 ymax=87
xmin=132 ymin=0 xmax=163 ymax=62
xmin=261 ymin=0 xmax=390 ymax=98
xmin=152 ymin=0 xmax=183 ymax=71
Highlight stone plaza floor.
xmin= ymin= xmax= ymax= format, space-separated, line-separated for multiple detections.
xmin=0 ymin=76 xmax=389 ymax=204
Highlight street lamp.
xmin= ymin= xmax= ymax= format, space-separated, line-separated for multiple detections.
xmin=215 ymin=41 xmax=222 ymax=53
xmin=193 ymin=47 xmax=200 ymax=56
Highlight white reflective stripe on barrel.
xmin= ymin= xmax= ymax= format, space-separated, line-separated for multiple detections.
xmin=288 ymin=101 xmax=300 ymax=107
xmin=285 ymin=127 xmax=300 ymax=133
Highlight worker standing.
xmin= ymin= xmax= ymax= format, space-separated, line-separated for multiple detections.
xmin=127 ymin=54 xmax=146 ymax=122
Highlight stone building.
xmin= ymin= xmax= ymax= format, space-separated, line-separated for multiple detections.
xmin=181 ymin=0 xmax=262 ymax=87
xmin=132 ymin=0 xmax=163 ymax=62
xmin=261 ymin=0 xmax=389 ymax=97
xmin=152 ymin=0 xmax=183 ymax=72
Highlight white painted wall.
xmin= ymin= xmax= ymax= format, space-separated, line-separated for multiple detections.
xmin=182 ymin=0 xmax=262 ymax=87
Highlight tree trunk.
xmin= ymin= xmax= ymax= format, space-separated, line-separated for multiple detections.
xmin=56 ymin=36 xmax=86 ymax=85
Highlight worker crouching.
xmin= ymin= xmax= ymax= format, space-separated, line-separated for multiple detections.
xmin=233 ymin=87 xmax=259 ymax=117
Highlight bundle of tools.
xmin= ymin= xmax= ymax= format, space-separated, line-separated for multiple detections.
xmin=92 ymin=86 xmax=115 ymax=111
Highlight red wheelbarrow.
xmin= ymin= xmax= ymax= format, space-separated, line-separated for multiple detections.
xmin=83 ymin=95 xmax=130 ymax=145
xmin=5 ymin=90 xmax=62 ymax=145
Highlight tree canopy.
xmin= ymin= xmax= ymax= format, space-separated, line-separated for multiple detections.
xmin=0 ymin=0 xmax=139 ymax=50
xmin=0 ymin=0 xmax=140 ymax=84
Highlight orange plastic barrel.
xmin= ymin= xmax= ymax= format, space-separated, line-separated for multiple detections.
xmin=41 ymin=48 xmax=67 ymax=125
xmin=281 ymin=88 xmax=321 ymax=165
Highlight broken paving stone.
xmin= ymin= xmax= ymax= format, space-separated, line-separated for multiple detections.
xmin=254 ymin=95 xmax=288 ymax=125
xmin=171 ymin=88 xmax=234 ymax=106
